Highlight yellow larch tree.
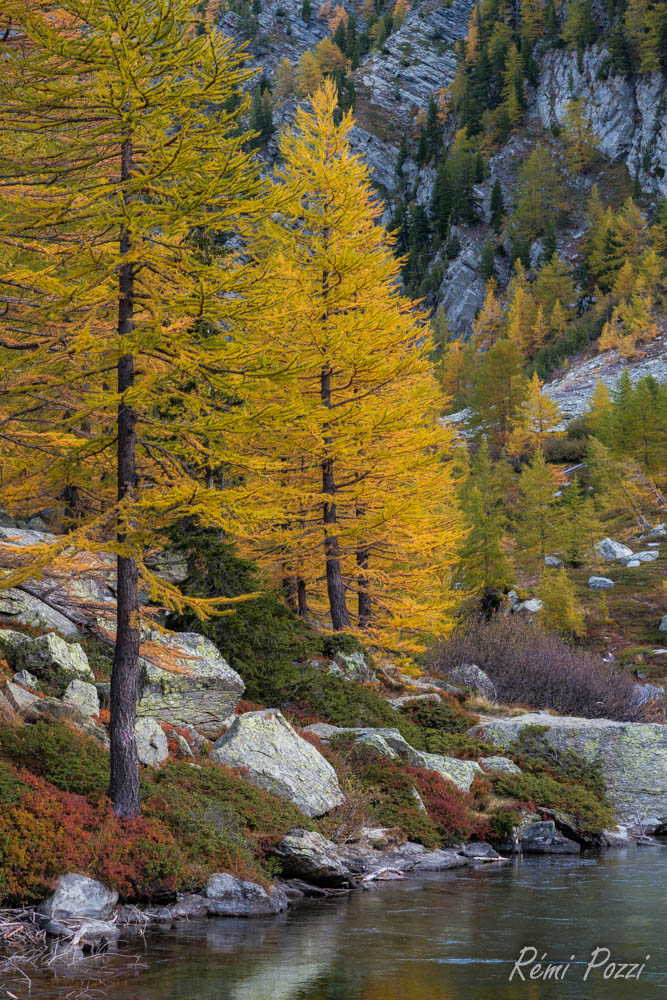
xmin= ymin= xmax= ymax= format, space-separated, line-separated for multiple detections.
xmin=507 ymin=372 xmax=563 ymax=457
xmin=238 ymin=82 xmax=464 ymax=650
xmin=0 ymin=0 xmax=270 ymax=817
xmin=472 ymin=279 xmax=504 ymax=350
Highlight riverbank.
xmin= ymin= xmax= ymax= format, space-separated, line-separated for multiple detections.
xmin=2 ymin=851 xmax=665 ymax=1000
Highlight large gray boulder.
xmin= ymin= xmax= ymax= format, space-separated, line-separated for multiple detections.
xmin=596 ymin=538 xmax=633 ymax=562
xmin=272 ymin=830 xmax=356 ymax=887
xmin=0 ymin=590 xmax=81 ymax=637
xmin=5 ymin=632 xmax=94 ymax=692
xmin=204 ymin=873 xmax=288 ymax=917
xmin=136 ymin=631 xmax=244 ymax=737
xmin=135 ymin=717 xmax=169 ymax=766
xmin=37 ymin=874 xmax=118 ymax=920
xmin=212 ymin=710 xmax=344 ymax=817
xmin=305 ymin=723 xmax=482 ymax=792
xmin=446 ymin=663 xmax=497 ymax=702
xmin=471 ymin=713 xmax=667 ymax=823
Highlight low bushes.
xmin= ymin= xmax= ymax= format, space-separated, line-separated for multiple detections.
xmin=489 ymin=771 xmax=615 ymax=835
xmin=0 ymin=721 xmax=313 ymax=904
xmin=428 ymin=615 xmax=640 ymax=720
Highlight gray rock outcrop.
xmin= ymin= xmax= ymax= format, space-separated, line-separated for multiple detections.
xmin=136 ymin=631 xmax=244 ymax=737
xmin=446 ymin=663 xmax=497 ymax=702
xmin=37 ymin=874 xmax=118 ymax=920
xmin=596 ymin=537 xmax=633 ymax=562
xmin=471 ymin=713 xmax=667 ymax=823
xmin=1 ymin=631 xmax=94 ymax=692
xmin=212 ymin=710 xmax=345 ymax=817
xmin=272 ymin=830 xmax=357 ymax=887
xmin=63 ymin=678 xmax=100 ymax=717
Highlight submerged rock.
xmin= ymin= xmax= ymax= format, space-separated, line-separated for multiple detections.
xmin=212 ymin=710 xmax=344 ymax=817
xmin=471 ymin=713 xmax=667 ymax=824
xmin=272 ymin=830 xmax=356 ymax=887
xmin=205 ymin=873 xmax=288 ymax=917
xmin=37 ymin=874 xmax=118 ymax=920
xmin=520 ymin=820 xmax=580 ymax=855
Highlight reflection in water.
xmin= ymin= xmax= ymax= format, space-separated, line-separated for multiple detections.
xmin=7 ymin=849 xmax=666 ymax=1000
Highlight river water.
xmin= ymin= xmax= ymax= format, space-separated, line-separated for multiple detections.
xmin=8 ymin=849 xmax=666 ymax=1000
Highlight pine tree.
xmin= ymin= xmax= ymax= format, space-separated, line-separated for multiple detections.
xmin=457 ymin=439 xmax=515 ymax=594
xmin=302 ymin=0 xmax=312 ymax=21
xmin=537 ymin=567 xmax=585 ymax=638
xmin=490 ymin=178 xmax=506 ymax=234
xmin=516 ymin=449 xmax=563 ymax=565
xmin=481 ymin=239 xmax=497 ymax=280
xmin=508 ymin=372 xmax=563 ymax=456
xmin=276 ymin=57 xmax=296 ymax=98
xmin=0 ymin=0 xmax=266 ymax=817
xmin=561 ymin=0 xmax=597 ymax=52
xmin=625 ymin=0 xmax=662 ymax=71
xmin=513 ymin=147 xmax=563 ymax=240
xmin=534 ymin=253 xmax=577 ymax=317
xmin=562 ymin=99 xmax=600 ymax=174
xmin=520 ymin=0 xmax=546 ymax=43
xmin=472 ymin=338 xmax=528 ymax=444
xmin=472 ymin=280 xmax=504 ymax=350
xmin=239 ymin=82 xmax=464 ymax=649
xmin=556 ymin=478 xmax=602 ymax=565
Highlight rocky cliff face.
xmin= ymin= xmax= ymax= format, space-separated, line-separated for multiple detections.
xmin=532 ymin=49 xmax=667 ymax=197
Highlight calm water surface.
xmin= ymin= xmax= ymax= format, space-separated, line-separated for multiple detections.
xmin=9 ymin=849 xmax=666 ymax=1000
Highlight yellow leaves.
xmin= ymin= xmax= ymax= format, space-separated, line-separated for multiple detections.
xmin=236 ymin=83 xmax=463 ymax=650
xmin=507 ymin=372 xmax=562 ymax=458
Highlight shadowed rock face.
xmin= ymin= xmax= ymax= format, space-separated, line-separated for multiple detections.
xmin=471 ymin=713 xmax=667 ymax=824
xmin=212 ymin=710 xmax=345 ymax=817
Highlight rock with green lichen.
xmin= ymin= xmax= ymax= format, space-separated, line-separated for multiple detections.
xmin=471 ymin=713 xmax=667 ymax=824
xmin=304 ymin=723 xmax=483 ymax=792
xmin=135 ymin=631 xmax=244 ymax=738
xmin=212 ymin=709 xmax=345 ymax=817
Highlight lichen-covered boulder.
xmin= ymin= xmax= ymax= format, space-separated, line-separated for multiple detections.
xmin=304 ymin=723 xmax=482 ymax=792
xmin=37 ymin=874 xmax=118 ymax=920
xmin=204 ymin=873 xmax=288 ymax=916
xmin=0 ymin=589 xmax=81 ymax=637
xmin=63 ymin=678 xmax=100 ymax=716
xmin=212 ymin=710 xmax=344 ymax=817
xmin=329 ymin=650 xmax=376 ymax=684
xmin=135 ymin=717 xmax=169 ymax=766
xmin=7 ymin=632 xmax=94 ymax=691
xmin=135 ymin=631 xmax=244 ymax=737
xmin=471 ymin=713 xmax=667 ymax=823
xmin=479 ymin=756 xmax=522 ymax=775
xmin=4 ymin=679 xmax=41 ymax=713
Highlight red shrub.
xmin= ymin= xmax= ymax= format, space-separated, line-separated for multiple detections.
xmin=407 ymin=766 xmax=490 ymax=844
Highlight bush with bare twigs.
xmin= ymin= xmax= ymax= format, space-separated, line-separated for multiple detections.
xmin=428 ymin=615 xmax=642 ymax=721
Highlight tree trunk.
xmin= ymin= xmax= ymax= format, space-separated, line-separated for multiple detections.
xmin=320 ymin=364 xmax=350 ymax=631
xmin=297 ymin=577 xmax=308 ymax=617
xmin=357 ymin=544 xmax=371 ymax=628
xmin=283 ymin=572 xmax=298 ymax=612
xmin=109 ymin=135 xmax=141 ymax=820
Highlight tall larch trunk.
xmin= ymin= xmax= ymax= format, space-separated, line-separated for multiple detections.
xmin=357 ymin=543 xmax=371 ymax=628
xmin=321 ymin=363 xmax=350 ymax=631
xmin=109 ymin=135 xmax=141 ymax=820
